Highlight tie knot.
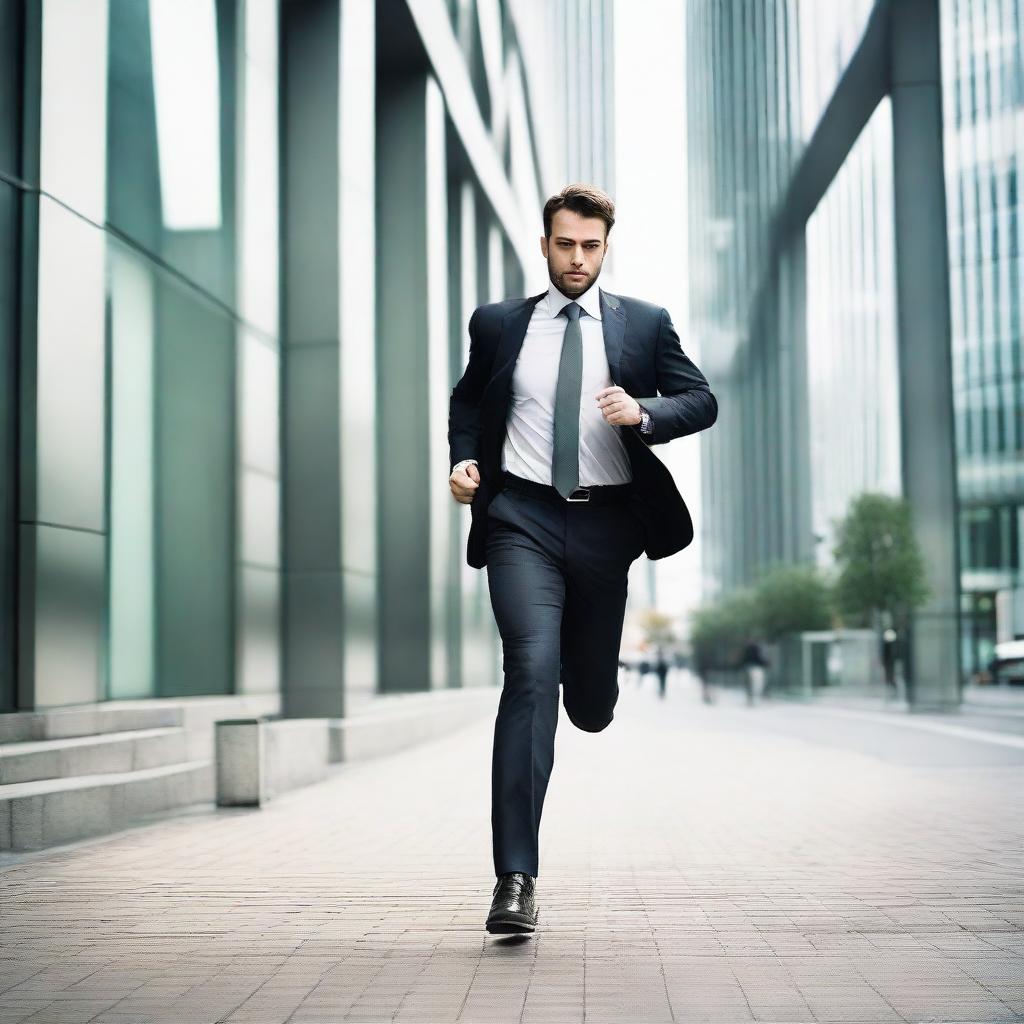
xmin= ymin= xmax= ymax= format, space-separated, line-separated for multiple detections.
xmin=562 ymin=302 xmax=582 ymax=322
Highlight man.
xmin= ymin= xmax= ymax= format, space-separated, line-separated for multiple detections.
xmin=448 ymin=183 xmax=718 ymax=935
xmin=740 ymin=638 xmax=769 ymax=706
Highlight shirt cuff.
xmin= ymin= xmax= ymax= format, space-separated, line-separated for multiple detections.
xmin=450 ymin=458 xmax=478 ymax=479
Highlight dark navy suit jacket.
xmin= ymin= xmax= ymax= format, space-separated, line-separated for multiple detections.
xmin=448 ymin=287 xmax=718 ymax=569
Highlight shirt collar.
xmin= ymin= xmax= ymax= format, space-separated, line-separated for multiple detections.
xmin=545 ymin=279 xmax=603 ymax=321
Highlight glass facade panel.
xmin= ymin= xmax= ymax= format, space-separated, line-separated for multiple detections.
xmin=152 ymin=262 xmax=235 ymax=698
xmin=806 ymin=99 xmax=901 ymax=566
xmin=0 ymin=0 xmax=18 ymax=709
xmin=38 ymin=215 xmax=239 ymax=705
xmin=107 ymin=246 xmax=155 ymax=700
xmin=106 ymin=0 xmax=237 ymax=308
xmin=103 ymin=0 xmax=278 ymax=701
xmin=0 ymin=182 xmax=15 ymax=709
xmin=338 ymin=0 xmax=376 ymax=705
xmin=28 ymin=524 xmax=106 ymax=708
xmin=35 ymin=196 xmax=107 ymax=532
xmin=238 ymin=0 xmax=278 ymax=338
xmin=149 ymin=0 xmax=223 ymax=231
xmin=39 ymin=0 xmax=108 ymax=223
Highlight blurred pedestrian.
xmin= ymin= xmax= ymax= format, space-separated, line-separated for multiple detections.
xmin=654 ymin=647 xmax=669 ymax=699
xmin=740 ymin=638 xmax=769 ymax=706
xmin=690 ymin=648 xmax=715 ymax=704
xmin=448 ymin=184 xmax=718 ymax=934
xmin=881 ymin=628 xmax=899 ymax=689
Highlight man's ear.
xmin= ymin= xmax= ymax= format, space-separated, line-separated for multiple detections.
xmin=540 ymin=235 xmax=548 ymax=258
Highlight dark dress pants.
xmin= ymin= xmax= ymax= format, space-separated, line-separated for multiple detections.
xmin=485 ymin=482 xmax=646 ymax=878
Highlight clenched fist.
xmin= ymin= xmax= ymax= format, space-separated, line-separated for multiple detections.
xmin=595 ymin=385 xmax=642 ymax=426
xmin=449 ymin=462 xmax=480 ymax=504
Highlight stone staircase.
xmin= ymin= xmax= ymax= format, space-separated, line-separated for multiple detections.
xmin=0 ymin=696 xmax=279 ymax=851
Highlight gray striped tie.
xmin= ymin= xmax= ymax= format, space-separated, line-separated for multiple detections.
xmin=552 ymin=301 xmax=583 ymax=498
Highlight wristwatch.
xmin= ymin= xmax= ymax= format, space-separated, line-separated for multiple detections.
xmin=638 ymin=407 xmax=653 ymax=436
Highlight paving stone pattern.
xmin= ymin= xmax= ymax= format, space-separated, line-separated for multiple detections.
xmin=1 ymin=680 xmax=1023 ymax=1023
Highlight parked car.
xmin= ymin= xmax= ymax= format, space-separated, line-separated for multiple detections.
xmin=988 ymin=640 xmax=1024 ymax=685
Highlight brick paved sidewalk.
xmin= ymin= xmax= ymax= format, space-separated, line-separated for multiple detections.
xmin=1 ymin=679 xmax=1023 ymax=1023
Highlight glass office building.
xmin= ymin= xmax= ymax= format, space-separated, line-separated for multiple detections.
xmin=688 ymin=0 xmax=1022 ymax=701
xmin=802 ymin=2 xmax=1019 ymax=688
xmin=805 ymin=0 xmax=1024 ymax=681
xmin=0 ymin=0 xmax=615 ymax=714
xmin=943 ymin=0 xmax=1024 ymax=675
xmin=687 ymin=0 xmax=820 ymax=599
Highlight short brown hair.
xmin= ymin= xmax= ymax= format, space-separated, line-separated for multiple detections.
xmin=543 ymin=183 xmax=615 ymax=239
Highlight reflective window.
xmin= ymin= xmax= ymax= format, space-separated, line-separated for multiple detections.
xmin=106 ymin=0 xmax=237 ymax=308
xmin=107 ymin=246 xmax=155 ymax=699
xmin=149 ymin=0 xmax=223 ymax=231
xmin=105 ymin=0 xmax=279 ymax=699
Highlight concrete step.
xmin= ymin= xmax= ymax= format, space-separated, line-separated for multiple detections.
xmin=0 ymin=759 xmax=211 ymax=850
xmin=215 ymin=690 xmax=500 ymax=806
xmin=330 ymin=687 xmax=497 ymax=762
xmin=0 ymin=702 xmax=184 ymax=744
xmin=0 ymin=727 xmax=189 ymax=785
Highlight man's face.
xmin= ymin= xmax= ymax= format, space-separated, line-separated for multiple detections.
xmin=540 ymin=209 xmax=609 ymax=298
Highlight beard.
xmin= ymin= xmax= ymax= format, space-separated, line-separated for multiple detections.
xmin=548 ymin=257 xmax=601 ymax=297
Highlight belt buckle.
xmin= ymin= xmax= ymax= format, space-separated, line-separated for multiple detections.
xmin=566 ymin=487 xmax=591 ymax=503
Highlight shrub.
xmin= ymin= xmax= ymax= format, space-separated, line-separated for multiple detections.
xmin=752 ymin=564 xmax=833 ymax=640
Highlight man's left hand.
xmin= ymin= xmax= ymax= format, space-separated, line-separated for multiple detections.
xmin=595 ymin=385 xmax=642 ymax=426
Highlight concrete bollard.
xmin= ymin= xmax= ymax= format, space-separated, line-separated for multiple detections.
xmin=215 ymin=718 xmax=267 ymax=806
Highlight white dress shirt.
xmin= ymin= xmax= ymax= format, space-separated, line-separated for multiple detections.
xmin=500 ymin=280 xmax=632 ymax=486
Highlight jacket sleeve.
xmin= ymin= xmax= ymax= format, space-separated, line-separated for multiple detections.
xmin=448 ymin=308 xmax=490 ymax=471
xmin=632 ymin=307 xmax=718 ymax=446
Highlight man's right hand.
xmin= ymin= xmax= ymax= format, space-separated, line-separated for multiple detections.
xmin=449 ymin=463 xmax=480 ymax=504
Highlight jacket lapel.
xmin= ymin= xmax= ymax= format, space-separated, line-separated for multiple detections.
xmin=599 ymin=288 xmax=626 ymax=385
xmin=485 ymin=291 xmax=545 ymax=406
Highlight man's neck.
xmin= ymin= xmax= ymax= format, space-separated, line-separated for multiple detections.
xmin=547 ymin=278 xmax=601 ymax=319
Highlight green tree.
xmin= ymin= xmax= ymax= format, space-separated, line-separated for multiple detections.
xmin=832 ymin=492 xmax=930 ymax=632
xmin=752 ymin=564 xmax=833 ymax=640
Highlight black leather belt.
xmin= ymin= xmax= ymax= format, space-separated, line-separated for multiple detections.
xmin=501 ymin=471 xmax=632 ymax=506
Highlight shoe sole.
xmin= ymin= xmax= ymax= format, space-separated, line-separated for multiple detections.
xmin=486 ymin=906 xmax=539 ymax=934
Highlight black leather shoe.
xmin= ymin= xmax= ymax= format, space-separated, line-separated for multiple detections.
xmin=485 ymin=871 xmax=538 ymax=934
